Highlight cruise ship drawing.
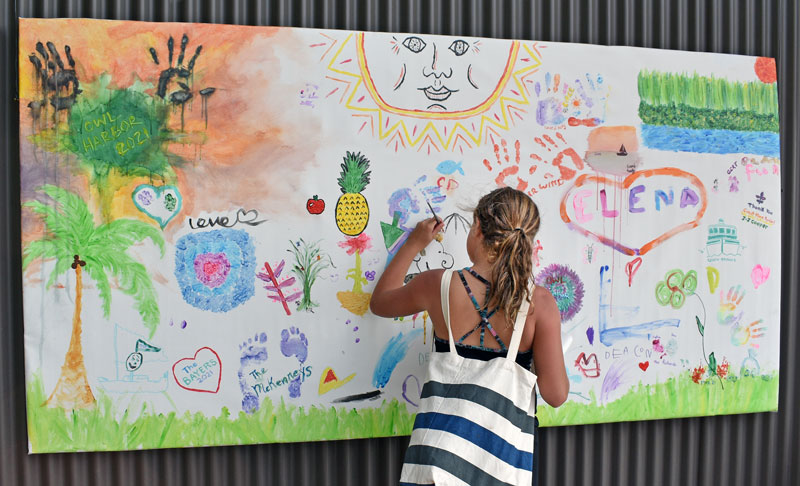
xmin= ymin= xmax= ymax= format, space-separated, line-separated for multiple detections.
xmin=706 ymin=219 xmax=743 ymax=258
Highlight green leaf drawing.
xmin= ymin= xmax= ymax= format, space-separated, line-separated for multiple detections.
xmin=708 ymin=352 xmax=717 ymax=376
xmin=696 ymin=316 xmax=705 ymax=336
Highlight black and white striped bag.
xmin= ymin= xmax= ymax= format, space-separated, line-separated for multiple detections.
xmin=400 ymin=269 xmax=537 ymax=486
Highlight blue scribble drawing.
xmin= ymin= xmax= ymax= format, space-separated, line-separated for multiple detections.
xmin=98 ymin=324 xmax=169 ymax=393
xmin=372 ymin=329 xmax=423 ymax=388
xmin=598 ymin=265 xmax=680 ymax=346
xmin=436 ymin=160 xmax=465 ymax=176
xmin=174 ymin=229 xmax=256 ymax=312
xmin=384 ymin=177 xmax=446 ymax=265
xmin=238 ymin=332 xmax=268 ymax=413
xmin=641 ymin=125 xmax=780 ymax=157
xmin=280 ymin=327 xmax=309 ymax=398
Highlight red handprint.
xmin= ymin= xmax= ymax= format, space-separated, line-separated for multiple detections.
xmin=532 ymin=132 xmax=584 ymax=181
xmin=482 ymin=138 xmax=535 ymax=192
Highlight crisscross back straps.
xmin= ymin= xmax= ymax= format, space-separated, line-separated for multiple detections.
xmin=457 ymin=268 xmax=506 ymax=351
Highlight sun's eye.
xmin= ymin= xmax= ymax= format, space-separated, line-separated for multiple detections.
xmin=402 ymin=36 xmax=427 ymax=53
xmin=449 ymin=40 xmax=470 ymax=56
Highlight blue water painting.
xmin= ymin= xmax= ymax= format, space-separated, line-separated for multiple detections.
xmin=641 ymin=125 xmax=780 ymax=157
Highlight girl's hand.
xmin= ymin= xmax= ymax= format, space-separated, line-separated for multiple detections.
xmin=406 ymin=217 xmax=445 ymax=251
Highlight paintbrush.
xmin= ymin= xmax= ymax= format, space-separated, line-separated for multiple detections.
xmin=426 ymin=199 xmax=442 ymax=225
xmin=425 ymin=200 xmax=444 ymax=242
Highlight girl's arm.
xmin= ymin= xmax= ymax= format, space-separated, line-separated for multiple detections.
xmin=370 ymin=217 xmax=444 ymax=318
xmin=532 ymin=287 xmax=570 ymax=407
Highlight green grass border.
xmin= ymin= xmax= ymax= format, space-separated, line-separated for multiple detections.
xmin=26 ymin=370 xmax=778 ymax=452
xmin=26 ymin=373 xmax=415 ymax=453
xmin=538 ymin=371 xmax=778 ymax=426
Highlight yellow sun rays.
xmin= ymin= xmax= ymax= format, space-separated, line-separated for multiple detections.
xmin=314 ymin=33 xmax=545 ymax=154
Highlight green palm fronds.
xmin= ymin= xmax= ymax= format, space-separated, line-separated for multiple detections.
xmin=23 ymin=184 xmax=165 ymax=336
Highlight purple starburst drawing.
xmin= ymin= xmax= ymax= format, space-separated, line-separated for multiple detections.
xmin=535 ymin=263 xmax=585 ymax=323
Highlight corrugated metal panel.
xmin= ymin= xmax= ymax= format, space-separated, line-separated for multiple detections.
xmin=2 ymin=1 xmax=798 ymax=485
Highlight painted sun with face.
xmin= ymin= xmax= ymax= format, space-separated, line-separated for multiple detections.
xmin=360 ymin=33 xmax=517 ymax=115
xmin=316 ymin=31 xmax=544 ymax=153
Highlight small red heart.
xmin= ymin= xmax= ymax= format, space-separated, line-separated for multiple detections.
xmin=638 ymin=361 xmax=649 ymax=371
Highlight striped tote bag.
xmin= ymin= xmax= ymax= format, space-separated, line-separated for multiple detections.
xmin=400 ymin=269 xmax=537 ymax=486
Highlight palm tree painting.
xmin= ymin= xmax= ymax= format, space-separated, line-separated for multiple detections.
xmin=22 ymin=185 xmax=164 ymax=410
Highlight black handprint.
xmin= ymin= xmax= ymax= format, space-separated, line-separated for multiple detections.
xmin=149 ymin=33 xmax=215 ymax=130
xmin=27 ymin=41 xmax=82 ymax=120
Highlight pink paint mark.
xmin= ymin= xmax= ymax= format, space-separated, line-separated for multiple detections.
xmin=358 ymin=121 xmax=368 ymax=134
xmin=309 ymin=42 xmax=326 ymax=47
xmin=194 ymin=253 xmax=231 ymax=288
xmin=625 ymin=257 xmax=643 ymax=287
xmin=573 ymin=189 xmax=594 ymax=223
xmin=326 ymin=87 xmax=339 ymax=98
xmin=599 ymin=189 xmax=618 ymax=217
xmin=751 ymin=264 xmax=771 ymax=289
xmin=357 ymin=95 xmax=365 ymax=103
xmin=340 ymin=58 xmax=352 ymax=64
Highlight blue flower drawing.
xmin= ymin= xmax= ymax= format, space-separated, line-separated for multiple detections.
xmin=175 ymin=229 xmax=256 ymax=312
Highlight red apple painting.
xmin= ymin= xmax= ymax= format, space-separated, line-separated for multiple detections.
xmin=306 ymin=195 xmax=325 ymax=214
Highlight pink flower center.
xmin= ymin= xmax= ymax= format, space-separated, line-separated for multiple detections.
xmin=194 ymin=253 xmax=231 ymax=288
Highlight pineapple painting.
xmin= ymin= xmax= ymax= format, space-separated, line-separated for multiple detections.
xmin=336 ymin=151 xmax=372 ymax=236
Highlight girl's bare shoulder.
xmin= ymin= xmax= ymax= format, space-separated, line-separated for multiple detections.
xmin=530 ymin=284 xmax=559 ymax=318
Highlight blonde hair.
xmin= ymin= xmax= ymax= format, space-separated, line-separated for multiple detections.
xmin=473 ymin=187 xmax=541 ymax=324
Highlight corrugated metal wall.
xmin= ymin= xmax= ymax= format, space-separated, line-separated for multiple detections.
xmin=1 ymin=0 xmax=797 ymax=484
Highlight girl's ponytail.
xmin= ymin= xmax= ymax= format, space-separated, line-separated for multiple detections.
xmin=474 ymin=188 xmax=541 ymax=325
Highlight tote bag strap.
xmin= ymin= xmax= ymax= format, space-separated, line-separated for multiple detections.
xmin=506 ymin=280 xmax=535 ymax=363
xmin=439 ymin=270 xmax=457 ymax=354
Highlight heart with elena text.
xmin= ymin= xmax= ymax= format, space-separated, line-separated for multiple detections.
xmin=559 ymin=168 xmax=707 ymax=256
xmin=132 ymin=184 xmax=182 ymax=229
xmin=172 ymin=347 xmax=222 ymax=393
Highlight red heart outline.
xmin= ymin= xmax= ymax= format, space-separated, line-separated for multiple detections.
xmin=172 ymin=347 xmax=222 ymax=394
xmin=559 ymin=168 xmax=708 ymax=256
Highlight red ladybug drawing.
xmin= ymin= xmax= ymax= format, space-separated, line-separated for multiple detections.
xmin=306 ymin=195 xmax=325 ymax=214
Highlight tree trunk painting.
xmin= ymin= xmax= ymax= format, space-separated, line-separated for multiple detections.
xmin=45 ymin=257 xmax=96 ymax=409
